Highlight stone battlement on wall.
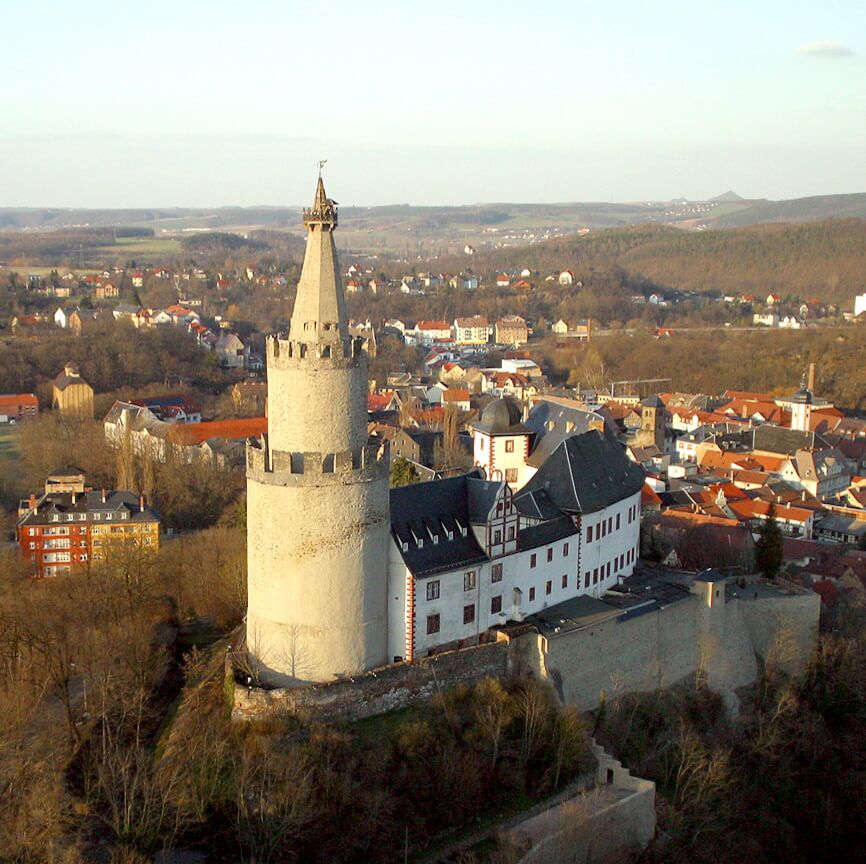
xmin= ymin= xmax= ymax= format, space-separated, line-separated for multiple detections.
xmin=246 ymin=435 xmax=388 ymax=484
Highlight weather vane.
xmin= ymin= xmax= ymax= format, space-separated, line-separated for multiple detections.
xmin=317 ymin=159 xmax=327 ymax=177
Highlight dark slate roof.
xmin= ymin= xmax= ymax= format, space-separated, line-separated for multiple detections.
xmin=53 ymin=369 xmax=89 ymax=391
xmin=466 ymin=478 xmax=503 ymax=523
xmin=472 ymin=397 xmax=529 ymax=435
xmin=695 ymin=568 xmax=726 ymax=583
xmin=514 ymin=488 xmax=564 ymax=522
xmin=524 ymin=400 xmax=602 ymax=468
xmin=18 ymin=490 xmax=161 ymax=526
xmin=517 ymin=515 xmax=577 ymax=551
xmin=48 ymin=465 xmax=86 ymax=476
xmin=750 ymin=425 xmax=826 ymax=456
xmin=520 ymin=430 xmax=645 ymax=515
xmin=390 ymin=474 xmax=488 ymax=578
xmin=641 ymin=395 xmax=665 ymax=408
xmin=402 ymin=428 xmax=443 ymax=447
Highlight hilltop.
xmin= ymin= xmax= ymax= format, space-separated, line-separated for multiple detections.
xmin=468 ymin=218 xmax=866 ymax=306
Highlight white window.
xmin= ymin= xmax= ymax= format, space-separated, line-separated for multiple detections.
xmin=464 ymin=571 xmax=476 ymax=591
xmin=28 ymin=528 xmax=35 ymax=536
xmin=426 ymin=580 xmax=440 ymax=601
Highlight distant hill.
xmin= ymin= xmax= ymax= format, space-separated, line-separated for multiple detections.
xmin=712 ymin=193 xmax=866 ymax=227
xmin=471 ymin=219 xmax=866 ymax=306
xmin=711 ymin=190 xmax=745 ymax=202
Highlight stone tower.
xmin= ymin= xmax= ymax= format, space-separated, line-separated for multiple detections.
xmin=245 ymin=176 xmax=390 ymax=685
xmin=638 ymin=395 xmax=665 ymax=450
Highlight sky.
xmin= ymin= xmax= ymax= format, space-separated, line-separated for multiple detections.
xmin=0 ymin=0 xmax=864 ymax=207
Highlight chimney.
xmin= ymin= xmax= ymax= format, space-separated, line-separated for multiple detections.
xmin=101 ymin=489 xmax=107 ymax=503
xmin=807 ymin=362 xmax=816 ymax=391
xmin=587 ymin=318 xmax=593 ymax=340
xmin=71 ymin=491 xmax=77 ymax=505
xmin=28 ymin=493 xmax=36 ymax=511
xmin=139 ymin=493 xmax=146 ymax=513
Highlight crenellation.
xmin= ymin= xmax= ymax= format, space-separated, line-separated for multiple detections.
xmin=268 ymin=334 xmax=362 ymax=367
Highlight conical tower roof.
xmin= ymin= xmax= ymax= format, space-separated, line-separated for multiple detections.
xmin=289 ymin=176 xmax=347 ymax=343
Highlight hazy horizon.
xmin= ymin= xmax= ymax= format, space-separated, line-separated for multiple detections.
xmin=2 ymin=0 xmax=864 ymax=209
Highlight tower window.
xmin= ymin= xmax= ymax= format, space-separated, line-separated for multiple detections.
xmin=491 ymin=595 xmax=502 ymax=615
xmin=463 ymin=604 xmax=475 ymax=624
xmin=491 ymin=563 xmax=503 ymax=583
xmin=464 ymin=571 xmax=476 ymax=591
xmin=505 ymin=440 xmax=514 ymax=453
xmin=426 ymin=580 xmax=440 ymax=601
xmin=426 ymin=614 xmax=440 ymax=635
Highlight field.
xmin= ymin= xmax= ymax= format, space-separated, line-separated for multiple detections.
xmin=91 ymin=235 xmax=183 ymax=261
xmin=0 ymin=424 xmax=19 ymax=460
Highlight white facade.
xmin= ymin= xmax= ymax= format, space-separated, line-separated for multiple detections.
xmin=473 ymin=429 xmax=536 ymax=489
xmin=453 ymin=317 xmax=490 ymax=345
xmin=387 ymin=488 xmax=642 ymax=661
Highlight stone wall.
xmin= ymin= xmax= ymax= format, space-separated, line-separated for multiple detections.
xmin=543 ymin=595 xmax=704 ymax=712
xmin=736 ymin=585 xmax=821 ymax=677
xmin=509 ymin=740 xmax=656 ymax=864
xmin=235 ymin=577 xmax=821 ymax=724
xmin=538 ymin=580 xmax=819 ymax=714
xmin=232 ymin=634 xmax=516 ymax=723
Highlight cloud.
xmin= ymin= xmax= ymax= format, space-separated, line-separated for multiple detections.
xmin=795 ymin=40 xmax=854 ymax=58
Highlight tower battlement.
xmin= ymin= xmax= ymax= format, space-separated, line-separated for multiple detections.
xmin=247 ymin=436 xmax=388 ymax=483
xmin=267 ymin=333 xmax=363 ymax=366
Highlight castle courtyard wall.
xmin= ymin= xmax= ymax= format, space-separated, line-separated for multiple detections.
xmin=232 ymin=637 xmax=515 ymax=723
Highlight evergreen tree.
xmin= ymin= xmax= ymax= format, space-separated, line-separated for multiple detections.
xmin=389 ymin=456 xmax=419 ymax=488
xmin=755 ymin=501 xmax=784 ymax=579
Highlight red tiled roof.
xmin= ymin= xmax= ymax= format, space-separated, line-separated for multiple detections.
xmin=0 ymin=393 xmax=38 ymax=409
xmin=443 ymin=388 xmax=471 ymax=402
xmin=641 ymin=483 xmax=662 ymax=506
xmin=728 ymin=498 xmax=813 ymax=523
xmin=168 ymin=417 xmax=266 ymax=445
xmin=416 ymin=320 xmax=451 ymax=331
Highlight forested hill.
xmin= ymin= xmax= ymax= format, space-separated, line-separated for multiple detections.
xmin=472 ymin=219 xmax=866 ymax=305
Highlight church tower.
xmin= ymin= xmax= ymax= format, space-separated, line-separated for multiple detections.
xmin=790 ymin=374 xmax=813 ymax=433
xmin=245 ymin=175 xmax=390 ymax=685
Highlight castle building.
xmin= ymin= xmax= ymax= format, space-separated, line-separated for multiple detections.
xmin=245 ymin=177 xmax=390 ymax=685
xmin=389 ymin=416 xmax=644 ymax=660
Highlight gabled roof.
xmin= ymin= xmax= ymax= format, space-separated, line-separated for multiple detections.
xmin=524 ymin=399 xmax=605 ymax=468
xmin=520 ymin=430 xmax=645 ymax=515
xmin=390 ymin=473 xmax=488 ymax=578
